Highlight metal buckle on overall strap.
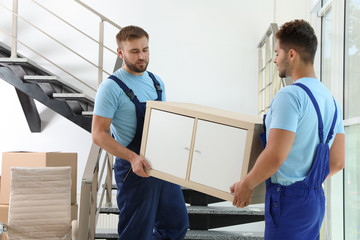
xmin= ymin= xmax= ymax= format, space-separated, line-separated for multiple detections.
xmin=125 ymin=89 xmax=136 ymax=100
xmin=154 ymin=84 xmax=162 ymax=92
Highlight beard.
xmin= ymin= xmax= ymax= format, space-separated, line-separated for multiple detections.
xmin=278 ymin=57 xmax=290 ymax=78
xmin=279 ymin=69 xmax=287 ymax=78
xmin=123 ymin=56 xmax=149 ymax=73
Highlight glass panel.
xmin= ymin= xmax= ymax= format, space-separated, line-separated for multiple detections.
xmin=322 ymin=0 xmax=330 ymax=5
xmin=344 ymin=124 xmax=360 ymax=239
xmin=321 ymin=10 xmax=332 ymax=87
xmin=344 ymin=0 xmax=360 ymax=119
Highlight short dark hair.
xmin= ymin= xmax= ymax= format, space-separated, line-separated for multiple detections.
xmin=116 ymin=25 xmax=149 ymax=48
xmin=275 ymin=19 xmax=318 ymax=64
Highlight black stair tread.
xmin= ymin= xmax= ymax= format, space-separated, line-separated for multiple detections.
xmin=0 ymin=57 xmax=50 ymax=76
xmin=0 ymin=43 xmax=54 ymax=76
xmin=24 ymin=75 xmax=83 ymax=94
xmin=182 ymin=187 xmax=224 ymax=205
xmin=99 ymin=205 xmax=264 ymax=216
xmin=95 ymin=229 xmax=264 ymax=240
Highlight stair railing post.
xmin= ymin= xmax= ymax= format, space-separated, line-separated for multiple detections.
xmin=98 ymin=19 xmax=104 ymax=87
xmin=11 ymin=0 xmax=18 ymax=58
xmin=105 ymin=152 xmax=113 ymax=207
xmin=89 ymin=163 xmax=99 ymax=239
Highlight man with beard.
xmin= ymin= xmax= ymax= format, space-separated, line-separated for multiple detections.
xmin=92 ymin=25 xmax=188 ymax=240
xmin=230 ymin=20 xmax=345 ymax=239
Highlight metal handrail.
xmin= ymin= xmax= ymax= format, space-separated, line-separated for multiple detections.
xmin=78 ymin=143 xmax=114 ymax=239
xmin=32 ymin=0 xmax=116 ymax=55
xmin=257 ymin=23 xmax=279 ymax=48
xmin=73 ymin=0 xmax=122 ymax=30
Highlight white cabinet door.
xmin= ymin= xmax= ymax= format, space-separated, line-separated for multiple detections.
xmin=144 ymin=109 xmax=194 ymax=179
xmin=190 ymin=120 xmax=248 ymax=193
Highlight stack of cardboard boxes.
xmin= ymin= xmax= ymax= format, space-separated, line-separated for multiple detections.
xmin=0 ymin=152 xmax=78 ymax=239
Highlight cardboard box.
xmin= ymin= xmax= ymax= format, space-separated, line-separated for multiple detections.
xmin=0 ymin=204 xmax=8 ymax=223
xmin=140 ymin=101 xmax=266 ymax=203
xmin=0 ymin=152 xmax=77 ymax=204
xmin=0 ymin=204 xmax=8 ymax=240
xmin=71 ymin=203 xmax=78 ymax=221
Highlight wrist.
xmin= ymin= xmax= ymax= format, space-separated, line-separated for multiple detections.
xmin=127 ymin=151 xmax=137 ymax=164
xmin=243 ymin=176 xmax=255 ymax=190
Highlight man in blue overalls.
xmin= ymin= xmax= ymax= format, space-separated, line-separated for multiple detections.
xmin=92 ymin=25 xmax=188 ymax=240
xmin=230 ymin=20 xmax=345 ymax=239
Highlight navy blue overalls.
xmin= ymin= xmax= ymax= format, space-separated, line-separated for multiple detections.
xmin=109 ymin=72 xmax=189 ymax=240
xmin=262 ymin=83 xmax=338 ymax=240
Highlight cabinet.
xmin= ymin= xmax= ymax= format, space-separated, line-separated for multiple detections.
xmin=140 ymin=101 xmax=265 ymax=203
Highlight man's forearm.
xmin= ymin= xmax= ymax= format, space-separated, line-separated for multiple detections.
xmin=244 ymin=148 xmax=283 ymax=189
xmin=93 ymin=131 xmax=136 ymax=163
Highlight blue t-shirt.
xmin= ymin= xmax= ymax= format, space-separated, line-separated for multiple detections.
xmin=265 ymin=77 xmax=344 ymax=186
xmin=93 ymin=68 xmax=166 ymax=146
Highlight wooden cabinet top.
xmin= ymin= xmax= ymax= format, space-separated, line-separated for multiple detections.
xmin=146 ymin=101 xmax=262 ymax=129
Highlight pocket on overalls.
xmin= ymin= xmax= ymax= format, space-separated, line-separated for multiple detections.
xmin=265 ymin=192 xmax=277 ymax=229
xmin=122 ymin=170 xmax=144 ymax=189
xmin=114 ymin=159 xmax=140 ymax=185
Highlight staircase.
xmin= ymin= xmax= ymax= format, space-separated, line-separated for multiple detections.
xmin=0 ymin=42 xmax=94 ymax=132
xmin=0 ymin=1 xmax=266 ymax=239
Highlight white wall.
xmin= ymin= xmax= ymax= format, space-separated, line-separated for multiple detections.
xmin=0 ymin=0 xmax=310 ymax=207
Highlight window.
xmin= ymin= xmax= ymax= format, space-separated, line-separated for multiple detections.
xmin=344 ymin=0 xmax=360 ymax=239
xmin=321 ymin=10 xmax=332 ymax=86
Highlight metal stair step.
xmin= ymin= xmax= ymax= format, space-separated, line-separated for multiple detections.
xmin=52 ymin=93 xmax=94 ymax=114
xmin=53 ymin=93 xmax=87 ymax=99
xmin=24 ymin=75 xmax=82 ymax=94
xmin=94 ymin=229 xmax=264 ymax=240
xmin=82 ymin=111 xmax=93 ymax=116
xmin=99 ymin=205 xmax=264 ymax=230
xmin=187 ymin=206 xmax=264 ymax=216
xmin=187 ymin=206 xmax=264 ymax=230
xmin=99 ymin=205 xmax=264 ymax=216
xmin=99 ymin=205 xmax=119 ymax=214
xmin=185 ymin=230 xmax=264 ymax=240
xmin=24 ymin=75 xmax=60 ymax=82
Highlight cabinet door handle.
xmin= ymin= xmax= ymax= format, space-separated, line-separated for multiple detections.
xmin=184 ymin=147 xmax=190 ymax=151
xmin=194 ymin=149 xmax=201 ymax=154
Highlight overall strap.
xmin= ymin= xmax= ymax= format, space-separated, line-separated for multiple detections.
xmin=293 ymin=83 xmax=324 ymax=143
xmin=293 ymin=83 xmax=338 ymax=144
xmin=147 ymin=71 xmax=162 ymax=101
xmin=259 ymin=114 xmax=267 ymax=149
xmin=108 ymin=75 xmax=140 ymax=103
